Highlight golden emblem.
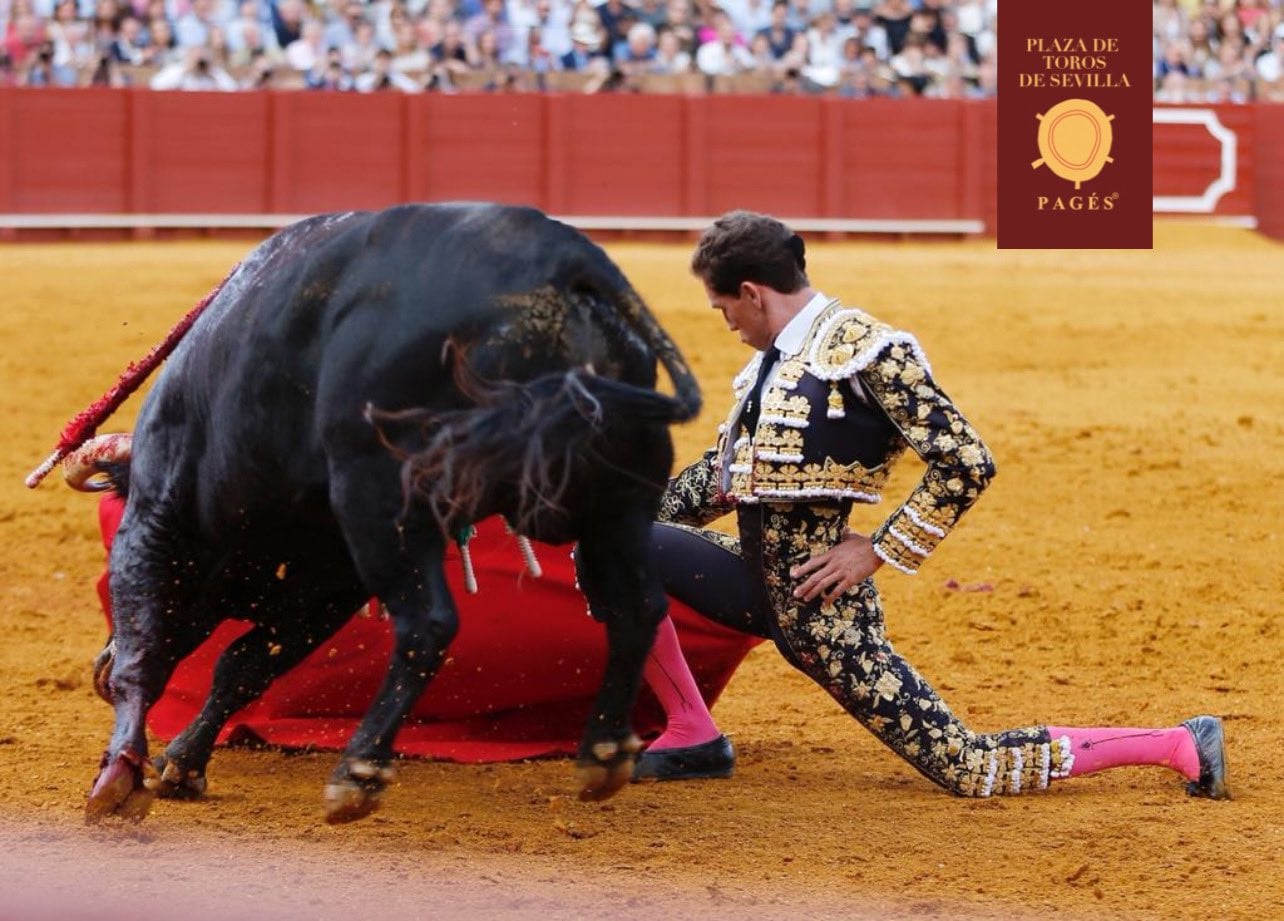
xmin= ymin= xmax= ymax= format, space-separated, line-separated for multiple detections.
xmin=1031 ymin=98 xmax=1115 ymax=189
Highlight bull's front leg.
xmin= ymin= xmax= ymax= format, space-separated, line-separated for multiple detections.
xmin=572 ymin=505 xmax=668 ymax=801
xmin=86 ymin=560 xmax=215 ymax=824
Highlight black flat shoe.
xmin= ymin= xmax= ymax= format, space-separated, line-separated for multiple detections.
xmin=632 ymin=734 xmax=735 ymax=782
xmin=1182 ymin=715 xmax=1230 ymax=800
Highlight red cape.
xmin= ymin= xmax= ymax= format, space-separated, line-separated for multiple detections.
xmin=95 ymin=495 xmax=758 ymax=762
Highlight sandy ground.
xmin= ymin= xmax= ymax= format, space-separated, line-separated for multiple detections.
xmin=1 ymin=223 xmax=1281 ymax=921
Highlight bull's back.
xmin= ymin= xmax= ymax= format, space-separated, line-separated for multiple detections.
xmin=129 ymin=203 xmax=653 ymax=533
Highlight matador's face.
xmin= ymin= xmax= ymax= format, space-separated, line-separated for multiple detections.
xmin=705 ymin=281 xmax=773 ymax=351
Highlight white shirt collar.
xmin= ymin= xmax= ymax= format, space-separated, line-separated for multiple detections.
xmin=774 ymin=291 xmax=830 ymax=356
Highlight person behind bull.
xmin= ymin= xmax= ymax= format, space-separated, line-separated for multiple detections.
xmin=632 ymin=209 xmax=1230 ymax=800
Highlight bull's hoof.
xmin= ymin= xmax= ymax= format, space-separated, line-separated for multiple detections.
xmin=85 ymin=750 xmax=159 ymax=824
xmin=575 ymin=734 xmax=643 ymax=802
xmin=91 ymin=640 xmax=115 ymax=705
xmin=152 ymin=753 xmax=208 ymax=800
xmin=323 ymin=758 xmax=395 ymax=824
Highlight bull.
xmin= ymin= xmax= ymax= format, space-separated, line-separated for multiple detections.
xmin=66 ymin=202 xmax=701 ymax=824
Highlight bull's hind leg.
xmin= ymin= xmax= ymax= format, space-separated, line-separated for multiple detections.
xmin=153 ymin=563 xmax=366 ymax=800
xmin=324 ymin=463 xmax=459 ymax=824
xmin=572 ymin=504 xmax=668 ymax=801
xmin=86 ymin=543 xmax=216 ymax=823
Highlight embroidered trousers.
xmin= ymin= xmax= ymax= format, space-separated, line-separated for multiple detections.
xmin=653 ymin=504 xmax=1070 ymax=796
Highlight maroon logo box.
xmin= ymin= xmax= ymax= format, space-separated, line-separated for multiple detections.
xmin=998 ymin=1 xmax=1153 ymax=249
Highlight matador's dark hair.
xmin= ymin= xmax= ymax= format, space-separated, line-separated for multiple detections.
xmin=689 ymin=210 xmax=809 ymax=296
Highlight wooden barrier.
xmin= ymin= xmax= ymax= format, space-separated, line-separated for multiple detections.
xmin=1 ymin=89 xmax=1281 ymax=239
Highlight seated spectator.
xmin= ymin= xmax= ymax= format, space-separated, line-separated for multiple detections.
xmin=174 ymin=0 xmax=219 ymax=49
xmin=470 ymin=26 xmax=505 ymax=75
xmin=802 ymin=10 xmax=845 ymax=87
xmin=21 ymin=38 xmax=78 ymax=83
xmin=658 ymin=0 xmax=698 ymax=56
xmin=560 ymin=18 xmax=609 ymax=72
xmin=650 ymin=23 xmax=691 ymax=72
xmin=4 ymin=0 xmax=49 ymax=72
xmin=354 ymin=45 xmax=421 ymax=90
xmin=109 ymin=13 xmax=148 ymax=62
xmin=322 ymin=0 xmax=366 ymax=52
xmin=270 ymin=0 xmax=306 ymax=49
xmin=635 ymin=0 xmax=668 ymax=30
xmin=873 ymin=0 xmax=910 ymax=54
xmin=595 ymin=0 xmax=634 ymax=54
xmin=46 ymin=0 xmax=95 ymax=73
xmin=526 ymin=0 xmax=573 ymax=63
xmin=906 ymin=5 xmax=943 ymax=52
xmin=695 ymin=10 xmax=752 ymax=75
xmin=239 ymin=46 xmax=279 ymax=87
xmin=306 ymin=44 xmax=353 ymax=89
xmin=1155 ymin=68 xmax=1193 ymax=103
xmin=723 ymin=0 xmax=772 ymax=37
xmin=225 ymin=0 xmax=277 ymax=54
xmin=464 ymin=0 xmax=518 ymax=63
xmin=432 ymin=19 xmax=474 ymax=77
xmin=889 ymin=32 xmax=929 ymax=93
xmin=339 ymin=17 xmax=382 ymax=73
xmin=848 ymin=4 xmax=887 ymax=60
xmin=390 ymin=15 xmax=433 ymax=74
xmin=141 ymin=14 xmax=180 ymax=65
xmin=755 ymin=0 xmax=793 ymax=61
xmin=1185 ymin=17 xmax=1214 ymax=80
xmin=90 ymin=0 xmax=124 ymax=47
xmin=226 ymin=18 xmax=282 ymax=68
xmin=522 ymin=23 xmax=564 ymax=77
xmin=283 ymin=17 xmax=325 ymax=71
xmin=150 ymin=43 xmax=238 ymax=88
xmin=1254 ymin=28 xmax=1284 ymax=87
xmin=616 ymin=20 xmax=657 ymax=71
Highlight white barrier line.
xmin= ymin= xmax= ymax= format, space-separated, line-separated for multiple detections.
xmin=0 ymin=213 xmax=986 ymax=235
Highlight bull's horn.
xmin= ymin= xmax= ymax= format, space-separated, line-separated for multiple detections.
xmin=62 ymin=433 xmax=133 ymax=492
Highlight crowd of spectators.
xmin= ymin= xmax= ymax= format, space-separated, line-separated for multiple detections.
xmin=0 ymin=0 xmax=1281 ymax=100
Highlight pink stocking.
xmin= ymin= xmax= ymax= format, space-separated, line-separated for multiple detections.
xmin=1047 ymin=725 xmax=1200 ymax=781
xmin=642 ymin=617 xmax=723 ymax=750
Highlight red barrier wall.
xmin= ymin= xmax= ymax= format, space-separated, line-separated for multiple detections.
xmin=1254 ymin=105 xmax=1284 ymax=241
xmin=0 ymin=89 xmax=988 ymax=223
xmin=2 ymin=89 xmax=1283 ymax=238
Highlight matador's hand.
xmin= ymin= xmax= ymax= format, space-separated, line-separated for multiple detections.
xmin=790 ymin=530 xmax=883 ymax=604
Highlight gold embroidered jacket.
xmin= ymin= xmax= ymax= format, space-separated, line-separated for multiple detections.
xmin=658 ymin=300 xmax=995 ymax=574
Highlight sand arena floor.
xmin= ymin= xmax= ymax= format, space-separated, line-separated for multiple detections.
xmin=0 ymin=223 xmax=1281 ymax=921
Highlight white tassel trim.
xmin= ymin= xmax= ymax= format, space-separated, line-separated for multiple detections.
xmin=459 ymin=542 xmax=478 ymax=594
xmin=980 ymin=749 xmax=998 ymax=798
xmin=729 ymin=463 xmax=753 ymax=474
xmin=887 ymin=524 xmax=931 ymax=559
xmin=1009 ymin=748 xmax=1024 ymax=794
xmin=1050 ymin=735 xmax=1075 ymax=778
xmin=516 ymin=535 xmax=542 ymax=578
xmin=806 ymin=311 xmax=933 ymax=382
xmin=752 ymin=487 xmax=881 ymax=502
xmin=756 ymin=451 xmax=805 ymax=463
xmin=872 ymin=540 xmax=918 ymax=575
xmin=759 ymin=414 xmax=809 ymax=429
xmin=1038 ymin=742 xmax=1051 ymax=789
xmin=905 ymin=505 xmax=947 ymax=538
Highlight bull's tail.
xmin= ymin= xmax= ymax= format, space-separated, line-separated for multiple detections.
xmin=368 ymin=370 xmax=676 ymax=536
xmin=549 ymin=241 xmax=701 ymax=424
xmin=612 ymin=286 xmax=703 ymax=424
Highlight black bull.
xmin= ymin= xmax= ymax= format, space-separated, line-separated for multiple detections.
xmin=84 ymin=203 xmax=702 ymax=824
